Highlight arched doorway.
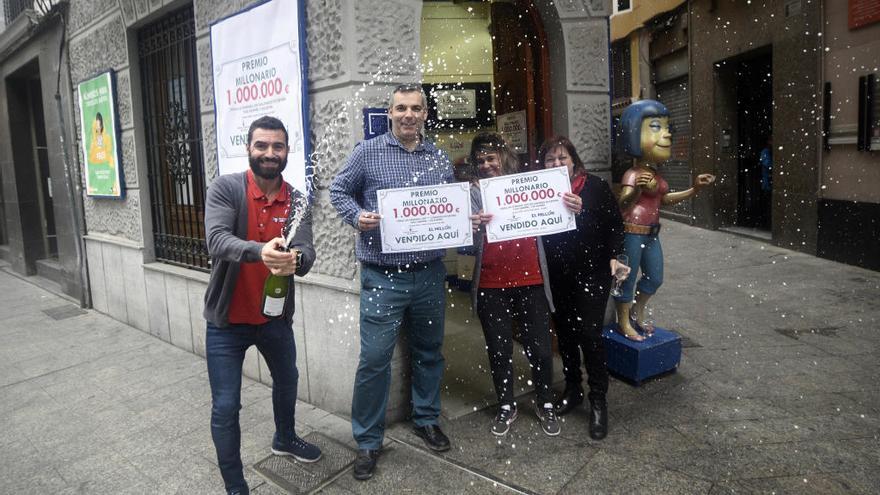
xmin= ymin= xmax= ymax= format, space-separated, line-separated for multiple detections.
xmin=419 ymin=1 xmax=552 ymax=169
xmin=419 ymin=0 xmax=611 ymax=417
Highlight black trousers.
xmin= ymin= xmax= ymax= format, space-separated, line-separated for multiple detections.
xmin=476 ymin=285 xmax=554 ymax=406
xmin=550 ymin=273 xmax=610 ymax=402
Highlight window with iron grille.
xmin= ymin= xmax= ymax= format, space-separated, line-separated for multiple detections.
xmin=4 ymin=0 xmax=30 ymax=25
xmin=611 ymin=39 xmax=632 ymax=101
xmin=137 ymin=7 xmax=209 ymax=271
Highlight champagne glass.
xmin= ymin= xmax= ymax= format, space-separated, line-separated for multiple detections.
xmin=642 ymin=306 xmax=655 ymax=332
xmin=610 ymin=254 xmax=629 ymax=298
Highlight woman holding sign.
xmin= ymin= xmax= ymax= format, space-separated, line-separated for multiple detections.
xmin=539 ymin=136 xmax=627 ymax=441
xmin=469 ymin=133 xmax=559 ymax=437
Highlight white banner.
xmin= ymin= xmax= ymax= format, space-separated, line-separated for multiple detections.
xmin=210 ymin=0 xmax=308 ymax=194
xmin=377 ymin=183 xmax=473 ymax=253
xmin=480 ymin=167 xmax=576 ymax=242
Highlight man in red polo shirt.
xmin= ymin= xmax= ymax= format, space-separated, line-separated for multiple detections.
xmin=203 ymin=116 xmax=318 ymax=495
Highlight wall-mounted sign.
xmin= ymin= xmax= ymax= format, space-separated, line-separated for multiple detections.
xmin=363 ymin=108 xmax=389 ymax=140
xmin=496 ymin=110 xmax=528 ymax=154
xmin=211 ymin=0 xmax=310 ymax=195
xmin=78 ymin=71 xmax=123 ymax=198
xmin=849 ymin=0 xmax=880 ymax=29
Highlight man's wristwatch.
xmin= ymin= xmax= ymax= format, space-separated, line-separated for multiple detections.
xmin=295 ymin=250 xmax=303 ymax=268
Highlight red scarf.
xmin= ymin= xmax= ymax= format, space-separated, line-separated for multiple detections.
xmin=571 ymin=173 xmax=587 ymax=195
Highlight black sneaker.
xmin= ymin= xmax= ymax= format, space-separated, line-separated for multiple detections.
xmin=412 ymin=424 xmax=451 ymax=452
xmin=353 ymin=449 xmax=380 ymax=480
xmin=491 ymin=405 xmax=518 ymax=436
xmin=271 ymin=434 xmax=322 ymax=463
xmin=536 ymin=403 xmax=561 ymax=436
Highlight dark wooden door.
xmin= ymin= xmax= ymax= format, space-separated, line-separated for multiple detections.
xmin=490 ymin=1 xmax=551 ymax=169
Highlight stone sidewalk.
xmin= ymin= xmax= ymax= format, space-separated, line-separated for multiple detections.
xmin=0 ymin=265 xmax=353 ymax=494
xmin=1 ymin=221 xmax=879 ymax=494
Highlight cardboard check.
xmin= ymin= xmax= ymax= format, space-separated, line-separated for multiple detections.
xmin=377 ymin=182 xmax=473 ymax=253
xmin=480 ymin=167 xmax=576 ymax=242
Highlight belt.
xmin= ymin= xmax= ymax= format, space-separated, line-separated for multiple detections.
xmin=624 ymin=223 xmax=661 ymax=236
xmin=363 ymin=261 xmax=433 ymax=273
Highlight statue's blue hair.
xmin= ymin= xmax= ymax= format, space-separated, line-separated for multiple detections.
xmin=619 ymin=99 xmax=670 ymax=158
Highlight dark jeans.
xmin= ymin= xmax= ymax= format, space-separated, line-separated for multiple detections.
xmin=476 ymin=285 xmax=554 ymax=406
xmin=352 ymin=260 xmax=447 ymax=449
xmin=206 ymin=318 xmax=299 ymax=493
xmin=550 ymin=273 xmax=610 ymax=402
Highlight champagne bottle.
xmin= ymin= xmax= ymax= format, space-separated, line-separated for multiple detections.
xmin=261 ymin=249 xmax=299 ymax=319
xmin=263 ymin=191 xmax=307 ymax=319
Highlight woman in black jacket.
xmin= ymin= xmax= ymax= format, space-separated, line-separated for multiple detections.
xmin=539 ymin=136 xmax=627 ymax=440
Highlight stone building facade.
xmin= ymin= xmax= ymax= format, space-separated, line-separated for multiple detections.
xmin=0 ymin=0 xmax=614 ymax=420
xmin=689 ymin=0 xmax=823 ymax=248
xmin=689 ymin=0 xmax=878 ymax=269
xmin=817 ymin=4 xmax=880 ymax=271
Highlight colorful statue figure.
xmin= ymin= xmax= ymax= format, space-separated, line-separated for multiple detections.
xmin=613 ymin=100 xmax=715 ymax=341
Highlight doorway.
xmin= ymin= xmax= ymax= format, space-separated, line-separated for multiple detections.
xmin=420 ymin=0 xmax=551 ymax=169
xmin=6 ymin=60 xmax=58 ymax=271
xmin=421 ymin=0 xmax=560 ymax=418
xmin=733 ymin=51 xmax=773 ymax=230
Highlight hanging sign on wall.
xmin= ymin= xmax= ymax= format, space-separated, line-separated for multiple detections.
xmin=78 ymin=71 xmax=124 ymax=198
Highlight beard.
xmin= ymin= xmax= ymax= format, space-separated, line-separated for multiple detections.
xmin=249 ymin=154 xmax=287 ymax=180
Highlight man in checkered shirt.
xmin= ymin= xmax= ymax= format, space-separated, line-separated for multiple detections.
xmin=331 ymin=84 xmax=476 ymax=481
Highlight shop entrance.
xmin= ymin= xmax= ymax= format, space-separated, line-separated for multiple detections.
xmin=420 ymin=0 xmax=559 ymax=418
xmin=733 ymin=51 xmax=773 ymax=230
xmin=5 ymin=60 xmax=58 ymax=272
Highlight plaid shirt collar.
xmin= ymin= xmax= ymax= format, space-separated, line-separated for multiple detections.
xmin=381 ymin=131 xmax=432 ymax=153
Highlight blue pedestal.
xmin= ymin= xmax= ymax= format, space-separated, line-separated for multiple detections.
xmin=602 ymin=324 xmax=681 ymax=385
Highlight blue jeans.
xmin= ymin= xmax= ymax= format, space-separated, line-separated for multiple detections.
xmin=206 ymin=319 xmax=299 ymax=493
xmin=352 ymin=260 xmax=446 ymax=449
xmin=614 ymin=233 xmax=664 ymax=303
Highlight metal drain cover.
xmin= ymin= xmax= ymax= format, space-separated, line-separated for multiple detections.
xmin=43 ymin=305 xmax=87 ymax=320
xmin=252 ymin=432 xmax=356 ymax=494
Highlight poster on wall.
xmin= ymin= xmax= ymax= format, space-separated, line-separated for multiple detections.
xmin=210 ymin=0 xmax=310 ymax=195
xmin=434 ymin=89 xmax=477 ymax=120
xmin=497 ymin=110 xmax=528 ymax=154
xmin=78 ymin=71 xmax=123 ymax=198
